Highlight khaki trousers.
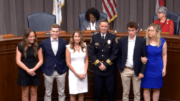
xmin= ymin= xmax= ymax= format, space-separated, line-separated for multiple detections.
xmin=43 ymin=71 xmax=67 ymax=101
xmin=120 ymin=68 xmax=141 ymax=101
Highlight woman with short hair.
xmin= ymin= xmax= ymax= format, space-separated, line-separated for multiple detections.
xmin=154 ymin=6 xmax=174 ymax=35
xmin=82 ymin=7 xmax=100 ymax=31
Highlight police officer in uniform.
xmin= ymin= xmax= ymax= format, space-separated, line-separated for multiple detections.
xmin=88 ymin=19 xmax=118 ymax=101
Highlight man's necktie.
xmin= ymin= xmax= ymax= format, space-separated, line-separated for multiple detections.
xmin=101 ymin=35 xmax=105 ymax=40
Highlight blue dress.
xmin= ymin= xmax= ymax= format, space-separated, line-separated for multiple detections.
xmin=141 ymin=38 xmax=166 ymax=88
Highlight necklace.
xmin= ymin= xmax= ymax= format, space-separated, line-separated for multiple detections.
xmin=75 ymin=45 xmax=80 ymax=49
xmin=158 ymin=18 xmax=167 ymax=29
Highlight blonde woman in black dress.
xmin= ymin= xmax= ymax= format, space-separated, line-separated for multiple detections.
xmin=16 ymin=28 xmax=43 ymax=101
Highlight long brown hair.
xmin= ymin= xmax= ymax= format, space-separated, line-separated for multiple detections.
xmin=69 ymin=29 xmax=86 ymax=52
xmin=20 ymin=28 xmax=38 ymax=58
xmin=145 ymin=23 xmax=161 ymax=47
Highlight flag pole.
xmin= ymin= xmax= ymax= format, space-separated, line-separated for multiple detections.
xmin=109 ymin=21 xmax=114 ymax=30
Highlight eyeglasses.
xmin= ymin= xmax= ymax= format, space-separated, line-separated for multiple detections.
xmin=157 ymin=12 xmax=162 ymax=14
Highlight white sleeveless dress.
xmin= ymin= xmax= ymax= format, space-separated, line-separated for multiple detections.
xmin=66 ymin=44 xmax=88 ymax=94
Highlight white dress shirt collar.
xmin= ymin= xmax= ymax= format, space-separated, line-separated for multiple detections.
xmin=101 ymin=33 xmax=107 ymax=39
xmin=50 ymin=37 xmax=58 ymax=56
xmin=128 ymin=35 xmax=136 ymax=42
xmin=50 ymin=37 xmax=58 ymax=42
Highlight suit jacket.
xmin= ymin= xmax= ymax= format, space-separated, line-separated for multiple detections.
xmin=117 ymin=36 xmax=147 ymax=76
xmin=88 ymin=32 xmax=118 ymax=76
xmin=81 ymin=20 xmax=100 ymax=32
xmin=41 ymin=37 xmax=68 ymax=76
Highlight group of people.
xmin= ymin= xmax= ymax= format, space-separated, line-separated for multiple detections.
xmin=16 ymin=6 xmax=169 ymax=101
xmin=83 ymin=7 xmax=174 ymax=35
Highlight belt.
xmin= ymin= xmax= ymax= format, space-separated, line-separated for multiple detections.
xmin=125 ymin=66 xmax=133 ymax=70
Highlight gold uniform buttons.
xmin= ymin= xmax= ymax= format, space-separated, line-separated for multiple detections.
xmin=102 ymin=55 xmax=104 ymax=57
xmin=102 ymin=50 xmax=104 ymax=52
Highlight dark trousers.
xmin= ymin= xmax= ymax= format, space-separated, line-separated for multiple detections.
xmin=94 ymin=74 xmax=115 ymax=101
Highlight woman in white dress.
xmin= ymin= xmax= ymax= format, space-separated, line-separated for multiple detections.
xmin=66 ymin=30 xmax=88 ymax=101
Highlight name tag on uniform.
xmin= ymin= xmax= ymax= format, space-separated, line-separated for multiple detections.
xmin=95 ymin=43 xmax=99 ymax=46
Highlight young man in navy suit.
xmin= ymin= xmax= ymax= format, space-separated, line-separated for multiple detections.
xmin=41 ymin=24 xmax=68 ymax=101
xmin=117 ymin=22 xmax=147 ymax=101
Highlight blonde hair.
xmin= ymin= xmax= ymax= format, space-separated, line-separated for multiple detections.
xmin=145 ymin=23 xmax=161 ymax=47
xmin=69 ymin=29 xmax=86 ymax=52
xmin=50 ymin=23 xmax=60 ymax=30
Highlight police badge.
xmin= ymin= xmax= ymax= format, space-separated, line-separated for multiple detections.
xmin=107 ymin=40 xmax=111 ymax=44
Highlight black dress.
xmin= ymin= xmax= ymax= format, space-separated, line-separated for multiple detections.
xmin=17 ymin=43 xmax=41 ymax=86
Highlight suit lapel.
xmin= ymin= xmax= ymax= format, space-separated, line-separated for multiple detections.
xmin=48 ymin=38 xmax=56 ymax=56
xmin=124 ymin=37 xmax=128 ymax=56
xmin=102 ymin=32 xmax=110 ymax=45
xmin=83 ymin=20 xmax=90 ymax=28
xmin=97 ymin=33 xmax=104 ymax=45
xmin=56 ymin=37 xmax=61 ymax=56
xmin=133 ymin=36 xmax=139 ymax=59
xmin=104 ymin=32 xmax=109 ymax=42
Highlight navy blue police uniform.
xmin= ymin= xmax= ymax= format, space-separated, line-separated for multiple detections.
xmin=88 ymin=31 xmax=118 ymax=101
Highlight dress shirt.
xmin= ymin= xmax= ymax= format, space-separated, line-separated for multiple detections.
xmin=51 ymin=37 xmax=58 ymax=56
xmin=90 ymin=21 xmax=96 ymax=30
xmin=125 ymin=36 xmax=136 ymax=68
xmin=101 ymin=33 xmax=107 ymax=39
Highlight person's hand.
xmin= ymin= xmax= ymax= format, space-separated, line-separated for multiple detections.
xmin=81 ymin=73 xmax=86 ymax=79
xmin=99 ymin=62 xmax=106 ymax=71
xmin=27 ymin=69 xmax=36 ymax=76
xmin=138 ymin=73 xmax=144 ymax=79
xmin=29 ymin=69 xmax=36 ymax=76
xmin=77 ymin=74 xmax=86 ymax=79
xmin=141 ymin=57 xmax=148 ymax=64
xmin=162 ymin=69 xmax=166 ymax=77
xmin=82 ymin=72 xmax=87 ymax=78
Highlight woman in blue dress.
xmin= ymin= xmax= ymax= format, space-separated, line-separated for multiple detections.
xmin=141 ymin=23 xmax=167 ymax=101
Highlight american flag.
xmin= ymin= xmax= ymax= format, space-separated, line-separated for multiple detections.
xmin=102 ymin=0 xmax=117 ymax=23
xmin=155 ymin=0 xmax=165 ymax=13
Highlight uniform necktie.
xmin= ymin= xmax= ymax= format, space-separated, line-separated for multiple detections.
xmin=101 ymin=35 xmax=105 ymax=40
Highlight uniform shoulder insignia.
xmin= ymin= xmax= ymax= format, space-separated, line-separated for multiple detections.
xmin=93 ymin=32 xmax=99 ymax=35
